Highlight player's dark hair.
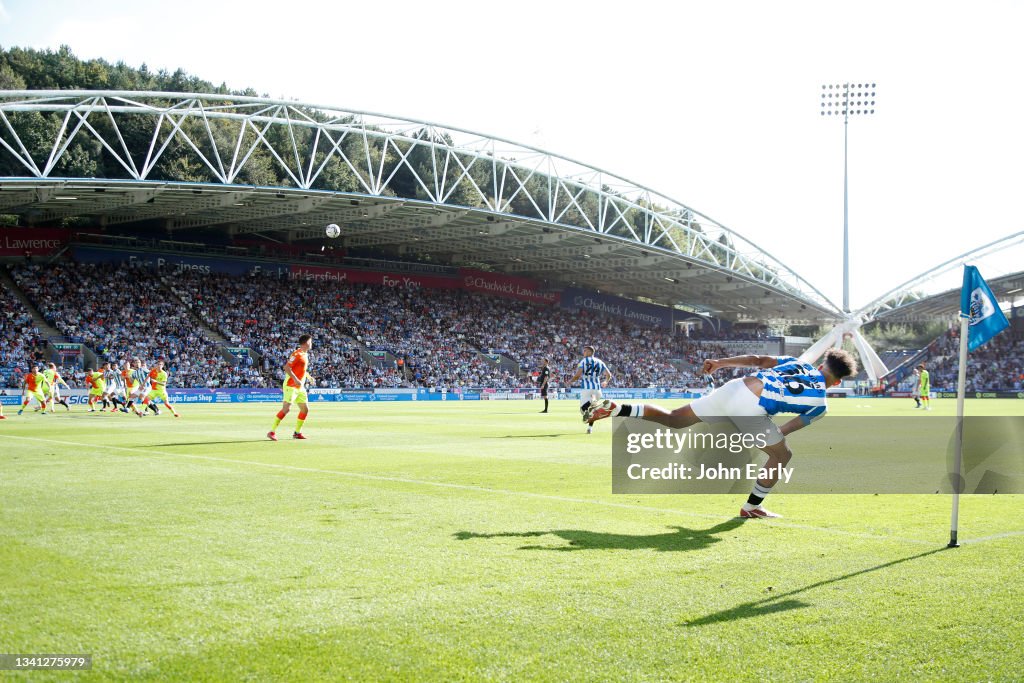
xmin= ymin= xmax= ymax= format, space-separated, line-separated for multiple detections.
xmin=824 ymin=348 xmax=858 ymax=380
xmin=916 ymin=363 xmax=925 ymax=370
xmin=299 ymin=334 xmax=312 ymax=345
xmin=583 ymin=345 xmax=595 ymax=354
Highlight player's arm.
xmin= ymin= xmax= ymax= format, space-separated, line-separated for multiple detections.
xmin=702 ymin=355 xmax=778 ymax=373
xmin=283 ymin=362 xmax=303 ymax=387
xmin=567 ymin=368 xmax=582 ymax=385
xmin=601 ymin=367 xmax=613 ymax=387
xmin=779 ymin=417 xmax=808 ymax=436
xmin=781 ymin=405 xmax=827 ymax=434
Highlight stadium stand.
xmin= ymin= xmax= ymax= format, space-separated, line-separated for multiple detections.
xmin=169 ymin=268 xmax=751 ymax=390
xmin=927 ymin=329 xmax=1024 ymax=392
xmin=10 ymin=263 xmax=266 ymax=389
xmin=5 ymin=258 xmax=769 ymax=390
xmin=0 ymin=293 xmax=45 ymax=388
xmin=2 ymin=256 xmax=842 ymax=391
xmin=886 ymin=326 xmax=1024 ymax=392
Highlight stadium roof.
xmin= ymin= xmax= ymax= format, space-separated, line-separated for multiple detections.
xmin=858 ymin=232 xmax=1024 ymax=323
xmin=865 ymin=270 xmax=1024 ymax=323
xmin=0 ymin=179 xmax=838 ymax=322
xmin=1 ymin=90 xmax=845 ymax=321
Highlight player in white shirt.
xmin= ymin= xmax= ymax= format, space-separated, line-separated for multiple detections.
xmin=587 ymin=349 xmax=858 ymax=518
xmin=101 ymin=362 xmax=128 ymax=413
xmin=566 ymin=346 xmax=613 ymax=434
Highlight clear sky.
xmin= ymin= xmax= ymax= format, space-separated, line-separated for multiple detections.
xmin=2 ymin=0 xmax=1022 ymax=311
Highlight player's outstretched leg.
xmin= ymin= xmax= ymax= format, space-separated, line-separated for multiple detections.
xmin=586 ymin=400 xmax=702 ymax=430
xmin=739 ymin=439 xmax=792 ymax=519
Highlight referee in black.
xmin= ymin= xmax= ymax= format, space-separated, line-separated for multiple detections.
xmin=538 ymin=358 xmax=551 ymax=413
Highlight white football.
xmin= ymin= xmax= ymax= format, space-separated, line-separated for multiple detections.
xmin=325 ymin=223 xmax=341 ymax=238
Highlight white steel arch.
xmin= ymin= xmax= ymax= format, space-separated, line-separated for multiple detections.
xmin=0 ymin=89 xmax=838 ymax=313
xmin=857 ymin=231 xmax=1024 ymax=320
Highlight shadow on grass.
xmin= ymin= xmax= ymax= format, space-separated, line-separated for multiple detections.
xmin=683 ymin=546 xmax=947 ymax=627
xmin=481 ymin=434 xmax=568 ymax=439
xmin=454 ymin=518 xmax=745 ymax=552
xmin=143 ymin=440 xmax=272 ymax=447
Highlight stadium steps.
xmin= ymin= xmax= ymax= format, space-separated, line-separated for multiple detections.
xmin=0 ymin=265 xmax=100 ymax=367
xmin=1 ymin=266 xmax=69 ymax=344
xmin=475 ymin=351 xmax=525 ymax=377
xmin=160 ymin=276 xmax=262 ymax=366
xmin=356 ymin=344 xmax=398 ymax=369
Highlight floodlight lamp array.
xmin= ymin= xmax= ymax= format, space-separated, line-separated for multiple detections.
xmin=820 ymin=82 xmax=877 ymax=116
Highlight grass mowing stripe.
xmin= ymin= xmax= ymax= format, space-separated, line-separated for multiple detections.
xmin=0 ymin=433 xmax=942 ymax=547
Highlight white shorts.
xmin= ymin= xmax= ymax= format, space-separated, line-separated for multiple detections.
xmin=579 ymin=388 xmax=603 ymax=406
xmin=689 ymin=378 xmax=783 ymax=446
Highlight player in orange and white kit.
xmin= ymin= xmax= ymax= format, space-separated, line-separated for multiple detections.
xmin=267 ymin=334 xmax=315 ymax=441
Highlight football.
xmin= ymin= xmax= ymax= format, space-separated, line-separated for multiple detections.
xmin=325 ymin=223 xmax=341 ymax=238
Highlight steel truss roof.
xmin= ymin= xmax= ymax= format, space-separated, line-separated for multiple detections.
xmin=857 ymin=231 xmax=1024 ymax=323
xmin=0 ymin=90 xmax=839 ymax=319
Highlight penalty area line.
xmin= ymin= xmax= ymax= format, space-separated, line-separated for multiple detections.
xmin=0 ymin=433 xmax=951 ymax=547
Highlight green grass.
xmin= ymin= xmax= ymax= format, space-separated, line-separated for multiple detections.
xmin=1 ymin=398 xmax=1022 ymax=681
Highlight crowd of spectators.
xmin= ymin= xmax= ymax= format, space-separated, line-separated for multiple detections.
xmin=11 ymin=263 xmax=265 ymax=388
xmin=170 ymin=268 xmax=759 ymax=390
xmin=919 ymin=328 xmax=1024 ymax=392
xmin=7 ymin=260 xmax=788 ymax=391
xmin=0 ymin=295 xmax=47 ymax=388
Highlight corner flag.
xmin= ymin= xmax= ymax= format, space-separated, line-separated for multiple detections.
xmin=948 ymin=265 xmax=1009 ymax=548
xmin=960 ymin=265 xmax=1009 ymax=352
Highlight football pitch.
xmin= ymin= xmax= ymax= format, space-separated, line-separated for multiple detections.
xmin=1 ymin=398 xmax=1021 ymax=681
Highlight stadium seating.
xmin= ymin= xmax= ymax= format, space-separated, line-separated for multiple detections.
xmin=171 ymin=269 xmax=747 ymax=389
xmin=7 ymin=258 xmax=815 ymax=390
xmin=10 ymin=264 xmax=265 ymax=389
xmin=0 ymin=292 xmax=45 ymax=388
xmin=888 ymin=327 xmax=1023 ymax=392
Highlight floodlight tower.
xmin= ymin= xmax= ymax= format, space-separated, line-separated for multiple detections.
xmin=820 ymin=82 xmax=877 ymax=313
xmin=800 ymin=84 xmax=889 ymax=385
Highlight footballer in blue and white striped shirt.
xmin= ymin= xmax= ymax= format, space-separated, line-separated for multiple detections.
xmin=567 ymin=346 xmax=613 ymax=434
xmin=586 ymin=349 xmax=858 ymax=517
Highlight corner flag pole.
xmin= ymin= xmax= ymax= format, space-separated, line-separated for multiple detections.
xmin=948 ymin=312 xmax=970 ymax=548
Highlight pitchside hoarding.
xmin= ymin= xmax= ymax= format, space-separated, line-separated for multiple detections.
xmin=560 ymin=287 xmax=673 ymax=329
xmin=0 ymin=228 xmax=71 ymax=256
xmin=72 ymin=246 xmax=264 ymax=276
xmin=289 ymin=264 xmax=460 ymax=290
xmin=288 ymin=264 xmax=560 ymax=304
xmin=459 ymin=269 xmax=560 ymax=305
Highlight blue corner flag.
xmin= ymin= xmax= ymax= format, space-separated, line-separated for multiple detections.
xmin=960 ymin=265 xmax=1009 ymax=352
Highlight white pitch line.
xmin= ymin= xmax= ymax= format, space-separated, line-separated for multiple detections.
xmin=1 ymin=433 xmax=1006 ymax=547
xmin=960 ymin=530 xmax=1024 ymax=544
